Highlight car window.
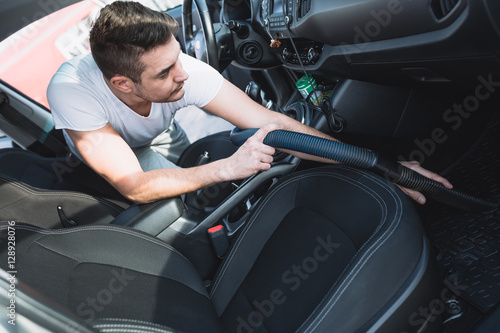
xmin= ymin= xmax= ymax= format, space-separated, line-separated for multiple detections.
xmin=0 ymin=0 xmax=182 ymax=109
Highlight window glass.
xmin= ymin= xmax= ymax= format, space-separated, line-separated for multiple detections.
xmin=0 ymin=0 xmax=182 ymax=108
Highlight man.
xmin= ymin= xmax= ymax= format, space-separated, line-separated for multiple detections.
xmin=47 ymin=1 xmax=451 ymax=204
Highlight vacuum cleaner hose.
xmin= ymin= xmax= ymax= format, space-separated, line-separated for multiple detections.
xmin=230 ymin=128 xmax=498 ymax=212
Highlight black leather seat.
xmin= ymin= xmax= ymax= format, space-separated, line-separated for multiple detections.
xmin=0 ymin=166 xmax=442 ymax=332
xmin=0 ymin=148 xmax=131 ymax=228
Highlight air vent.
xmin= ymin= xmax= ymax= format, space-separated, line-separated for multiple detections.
xmin=431 ymin=0 xmax=460 ymax=19
xmin=298 ymin=0 xmax=311 ymax=19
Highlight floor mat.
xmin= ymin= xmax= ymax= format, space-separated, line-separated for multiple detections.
xmin=418 ymin=110 xmax=500 ymax=313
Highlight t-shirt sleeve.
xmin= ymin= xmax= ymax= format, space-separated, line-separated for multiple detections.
xmin=180 ymin=53 xmax=224 ymax=107
xmin=47 ymin=62 xmax=108 ymax=132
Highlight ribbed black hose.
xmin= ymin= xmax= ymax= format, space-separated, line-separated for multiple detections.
xmin=230 ymin=129 xmax=498 ymax=212
xmin=373 ymin=156 xmax=498 ymax=212
xmin=262 ymin=130 xmax=378 ymax=169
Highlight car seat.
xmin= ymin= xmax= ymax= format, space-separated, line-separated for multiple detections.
xmin=0 ymin=148 xmax=131 ymax=228
xmin=0 ymin=165 xmax=443 ymax=332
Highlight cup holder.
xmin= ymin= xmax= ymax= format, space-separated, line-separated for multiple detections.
xmin=227 ymin=202 xmax=248 ymax=224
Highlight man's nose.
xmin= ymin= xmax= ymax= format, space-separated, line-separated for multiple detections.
xmin=174 ymin=65 xmax=189 ymax=82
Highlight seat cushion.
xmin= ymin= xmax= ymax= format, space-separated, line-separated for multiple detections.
xmin=0 ymin=223 xmax=223 ymax=332
xmin=0 ymin=148 xmax=130 ymax=206
xmin=0 ymin=176 xmax=125 ymax=228
xmin=0 ymin=148 xmax=130 ymax=227
xmin=211 ymin=165 xmax=432 ymax=332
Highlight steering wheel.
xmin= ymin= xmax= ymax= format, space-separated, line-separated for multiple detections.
xmin=182 ymin=0 xmax=220 ymax=71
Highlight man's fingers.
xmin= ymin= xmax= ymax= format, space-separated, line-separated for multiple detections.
xmin=260 ymin=154 xmax=274 ymax=165
xmin=261 ymin=144 xmax=275 ymax=156
xmin=250 ymin=124 xmax=282 ymax=143
xmin=399 ymin=161 xmax=453 ymax=189
xmin=397 ymin=160 xmax=454 ymax=205
xmin=396 ymin=184 xmax=426 ymax=205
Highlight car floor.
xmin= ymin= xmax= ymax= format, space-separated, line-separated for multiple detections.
xmin=417 ymin=105 xmax=500 ymax=331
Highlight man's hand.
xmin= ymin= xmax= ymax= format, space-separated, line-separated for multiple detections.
xmin=397 ymin=161 xmax=453 ymax=205
xmin=221 ymin=124 xmax=281 ymax=180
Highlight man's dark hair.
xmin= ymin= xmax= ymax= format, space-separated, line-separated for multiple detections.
xmin=89 ymin=1 xmax=179 ymax=83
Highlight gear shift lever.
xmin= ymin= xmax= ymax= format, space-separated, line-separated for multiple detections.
xmin=245 ymin=81 xmax=263 ymax=105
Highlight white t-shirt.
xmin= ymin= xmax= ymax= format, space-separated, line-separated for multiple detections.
xmin=47 ymin=52 xmax=224 ymax=155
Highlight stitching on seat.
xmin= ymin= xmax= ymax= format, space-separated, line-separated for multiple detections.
xmin=96 ymin=317 xmax=175 ymax=326
xmin=210 ymin=168 xmax=378 ymax=302
xmin=301 ymin=167 xmax=404 ymax=332
xmin=92 ymin=318 xmax=176 ymax=333
xmin=287 ymin=170 xmax=390 ymax=332
xmin=0 ymin=175 xmax=123 ymax=213
xmin=0 ymin=223 xmax=189 ymax=264
xmin=301 ymin=174 xmax=389 ymax=290
xmin=210 ymin=166 xmax=402 ymax=327
xmin=210 ymin=169 xmax=375 ymax=298
xmin=209 ymin=175 xmax=302 ymax=298
xmin=93 ymin=325 xmax=172 ymax=332
xmin=0 ymin=223 xmax=212 ymax=298
xmin=30 ymin=241 xmax=211 ymax=301
xmin=302 ymin=170 xmax=399 ymax=332
xmin=91 ymin=329 xmax=174 ymax=333
xmin=210 ymin=171 xmax=356 ymax=298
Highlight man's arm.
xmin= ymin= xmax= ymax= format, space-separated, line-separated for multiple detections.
xmin=204 ymin=79 xmax=335 ymax=161
xmin=204 ymin=79 xmax=453 ymax=204
xmin=66 ymin=123 xmax=277 ymax=204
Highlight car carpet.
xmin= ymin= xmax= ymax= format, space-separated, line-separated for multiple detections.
xmin=418 ymin=108 xmax=500 ymax=314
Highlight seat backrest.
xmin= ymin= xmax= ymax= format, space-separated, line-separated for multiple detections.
xmin=0 ymin=148 xmax=130 ymax=227
xmin=210 ymin=165 xmax=440 ymax=332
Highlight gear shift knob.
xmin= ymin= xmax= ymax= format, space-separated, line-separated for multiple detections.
xmin=245 ymin=81 xmax=263 ymax=105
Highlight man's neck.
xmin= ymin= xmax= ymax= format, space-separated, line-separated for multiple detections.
xmin=104 ymin=77 xmax=152 ymax=117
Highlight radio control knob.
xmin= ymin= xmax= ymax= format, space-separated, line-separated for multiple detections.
xmin=282 ymin=47 xmax=290 ymax=60
xmin=307 ymin=48 xmax=319 ymax=63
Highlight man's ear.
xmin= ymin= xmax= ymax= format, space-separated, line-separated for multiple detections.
xmin=110 ymin=75 xmax=135 ymax=94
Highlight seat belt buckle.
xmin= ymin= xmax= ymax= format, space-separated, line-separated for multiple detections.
xmin=207 ymin=225 xmax=229 ymax=259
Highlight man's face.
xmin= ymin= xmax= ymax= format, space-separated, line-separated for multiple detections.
xmin=133 ymin=37 xmax=189 ymax=103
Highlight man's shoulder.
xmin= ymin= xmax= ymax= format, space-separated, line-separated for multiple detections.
xmin=178 ymin=53 xmax=224 ymax=108
xmin=47 ymin=53 xmax=108 ymax=117
xmin=51 ymin=53 xmax=101 ymax=84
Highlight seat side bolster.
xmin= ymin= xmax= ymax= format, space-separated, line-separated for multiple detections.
xmin=209 ymin=178 xmax=300 ymax=315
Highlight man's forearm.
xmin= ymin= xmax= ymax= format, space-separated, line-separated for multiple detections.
xmin=113 ymin=126 xmax=278 ymax=204
xmin=115 ymin=159 xmax=229 ymax=204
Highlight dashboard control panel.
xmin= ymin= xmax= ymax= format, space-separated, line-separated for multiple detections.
xmin=282 ymin=42 xmax=322 ymax=66
xmin=262 ymin=0 xmax=293 ymax=30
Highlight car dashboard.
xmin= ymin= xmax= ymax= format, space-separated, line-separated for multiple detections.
xmin=223 ymin=0 xmax=500 ymax=87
